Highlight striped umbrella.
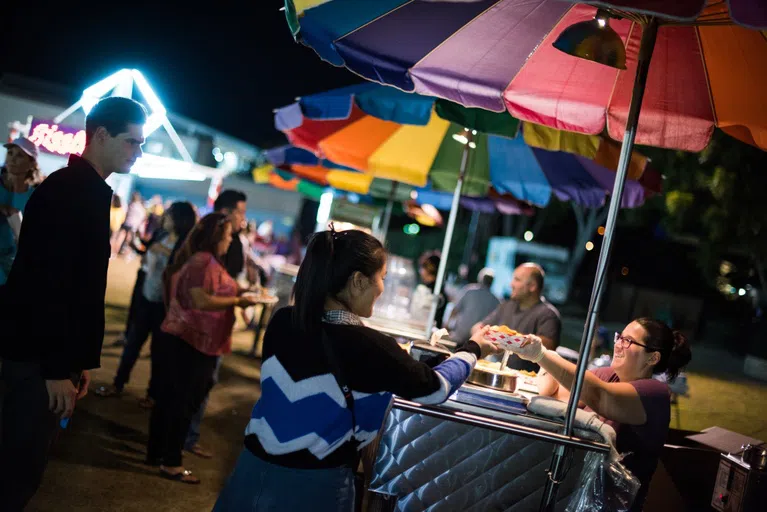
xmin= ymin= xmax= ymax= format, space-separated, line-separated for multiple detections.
xmin=280 ymin=2 xmax=767 ymax=504
xmin=274 ymin=83 xmax=657 ymax=206
xmin=276 ymin=82 xmax=662 ymax=353
xmin=265 ymin=144 xmax=537 ymax=215
xmin=285 ymin=0 xmax=767 ymax=152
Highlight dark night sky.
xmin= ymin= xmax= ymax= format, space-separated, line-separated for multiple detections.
xmin=2 ymin=1 xmax=360 ymax=147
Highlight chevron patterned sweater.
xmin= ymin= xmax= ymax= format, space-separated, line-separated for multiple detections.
xmin=245 ymin=306 xmax=480 ymax=469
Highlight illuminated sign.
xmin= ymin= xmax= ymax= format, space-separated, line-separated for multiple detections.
xmin=28 ymin=119 xmax=86 ymax=156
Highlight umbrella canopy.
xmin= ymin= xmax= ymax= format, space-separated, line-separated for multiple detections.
xmin=264 ymin=144 xmax=537 ymax=215
xmin=275 ymin=84 xmax=657 ymax=206
xmin=286 ymin=0 xmax=767 ymax=152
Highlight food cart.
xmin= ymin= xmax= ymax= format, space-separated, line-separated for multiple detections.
xmin=360 ymin=342 xmax=611 ymax=511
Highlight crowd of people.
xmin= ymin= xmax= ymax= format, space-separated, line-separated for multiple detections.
xmin=0 ymin=96 xmax=691 ymax=512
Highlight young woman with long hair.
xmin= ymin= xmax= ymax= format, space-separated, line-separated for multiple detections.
xmin=214 ymin=228 xmax=500 ymax=511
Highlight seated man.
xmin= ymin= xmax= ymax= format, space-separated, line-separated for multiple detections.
xmin=471 ymin=263 xmax=561 ymax=371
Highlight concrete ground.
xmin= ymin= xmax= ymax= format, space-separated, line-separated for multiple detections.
xmin=26 ymin=257 xmax=767 ymax=511
xmin=28 ymin=258 xmax=263 ymax=512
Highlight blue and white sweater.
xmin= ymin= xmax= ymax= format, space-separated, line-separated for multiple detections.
xmin=245 ymin=306 xmax=480 ymax=469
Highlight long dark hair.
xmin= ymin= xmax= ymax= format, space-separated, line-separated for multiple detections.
xmin=164 ymin=213 xmax=231 ymax=289
xmin=635 ymin=318 xmax=692 ymax=381
xmin=293 ymin=228 xmax=386 ymax=334
xmin=165 ymin=201 xmax=198 ymax=264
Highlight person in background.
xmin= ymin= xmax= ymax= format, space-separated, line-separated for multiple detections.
xmin=447 ymin=267 xmax=500 ymax=344
xmin=471 ymin=262 xmax=561 ymax=371
xmin=143 ymin=195 xmax=165 ymax=240
xmin=214 ymin=190 xmax=248 ymax=279
xmin=146 ymin=213 xmax=262 ymax=483
xmin=510 ymin=318 xmax=692 ymax=512
xmin=286 ymin=229 xmax=304 ymax=266
xmin=213 ymin=229 xmax=499 ymax=511
xmin=0 ymin=97 xmax=147 ymax=510
xmin=115 ymin=191 xmax=146 ymax=255
xmin=109 ymin=195 xmax=125 ymax=241
xmin=0 ymin=137 xmax=39 ymax=285
xmin=111 ymin=219 xmax=169 ymax=347
xmin=180 ymin=189 xmax=249 ymax=460
xmin=96 ymin=202 xmax=197 ymax=403
xmin=419 ymin=250 xmax=449 ymax=328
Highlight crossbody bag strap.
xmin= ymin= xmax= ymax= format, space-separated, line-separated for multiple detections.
xmin=320 ymin=326 xmax=357 ymax=441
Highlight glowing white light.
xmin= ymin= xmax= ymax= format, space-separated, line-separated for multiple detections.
xmin=81 ymin=69 xmax=132 ymax=99
xmin=131 ymin=70 xmax=167 ymax=115
xmin=130 ymin=154 xmax=206 ymax=181
xmin=82 ymin=96 xmax=100 ymax=115
xmin=738 ymin=288 xmax=747 ymax=296
xmin=597 ymin=18 xmax=607 ymax=27
xmin=317 ymin=192 xmax=333 ymax=225
xmin=585 ymin=241 xmax=595 ymax=251
xmin=143 ymin=113 xmax=166 ymax=137
xmin=421 ymin=204 xmax=439 ymax=218
xmin=452 ymin=134 xmax=469 ymax=145
xmin=468 ymin=142 xmax=477 ymax=149
xmin=524 ymin=231 xmax=534 ymax=242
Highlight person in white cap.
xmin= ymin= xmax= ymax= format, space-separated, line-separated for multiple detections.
xmin=0 ymin=97 xmax=147 ymax=511
xmin=0 ymin=137 xmax=40 ymax=284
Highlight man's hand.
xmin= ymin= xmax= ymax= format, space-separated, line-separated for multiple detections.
xmin=0 ymin=205 xmax=18 ymax=217
xmin=77 ymin=370 xmax=90 ymax=399
xmin=45 ymin=379 xmax=78 ymax=419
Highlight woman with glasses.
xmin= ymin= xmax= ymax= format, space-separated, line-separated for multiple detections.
xmin=506 ymin=318 xmax=692 ymax=512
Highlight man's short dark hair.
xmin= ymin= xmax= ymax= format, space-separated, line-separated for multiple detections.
xmin=214 ymin=189 xmax=247 ymax=212
xmin=480 ymin=273 xmax=494 ymax=288
xmin=85 ymin=97 xmax=147 ymax=144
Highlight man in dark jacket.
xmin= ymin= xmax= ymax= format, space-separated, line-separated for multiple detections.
xmin=0 ymin=97 xmax=147 ymax=510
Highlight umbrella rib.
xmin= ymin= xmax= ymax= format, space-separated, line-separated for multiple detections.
xmin=694 ymin=25 xmax=720 ymax=129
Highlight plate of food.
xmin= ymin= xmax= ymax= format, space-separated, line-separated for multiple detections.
xmin=242 ymin=292 xmax=279 ymax=305
xmin=483 ymin=325 xmax=528 ymax=351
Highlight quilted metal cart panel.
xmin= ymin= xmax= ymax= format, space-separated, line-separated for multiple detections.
xmin=369 ymin=409 xmax=589 ymax=512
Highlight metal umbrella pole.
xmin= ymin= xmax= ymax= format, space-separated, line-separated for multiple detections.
xmin=540 ymin=18 xmax=659 ymax=511
xmin=379 ymin=182 xmax=398 ymax=244
xmin=426 ymin=129 xmax=474 ymax=334
xmin=461 ymin=209 xmax=481 ymax=273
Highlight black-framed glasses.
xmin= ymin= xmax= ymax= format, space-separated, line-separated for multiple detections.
xmin=614 ymin=333 xmax=654 ymax=350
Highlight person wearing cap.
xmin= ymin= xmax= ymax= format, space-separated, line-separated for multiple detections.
xmin=0 ymin=97 xmax=147 ymax=510
xmin=446 ymin=267 xmax=501 ymax=344
xmin=0 ymin=137 xmax=40 ymax=284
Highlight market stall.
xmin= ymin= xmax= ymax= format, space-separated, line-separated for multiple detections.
xmin=270 ymin=86 xmax=656 ymax=341
xmin=284 ymin=2 xmax=767 ymax=509
xmin=359 ymin=341 xmax=612 ymax=511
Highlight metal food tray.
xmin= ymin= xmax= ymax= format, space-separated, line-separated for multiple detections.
xmin=451 ymin=383 xmax=529 ymax=416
